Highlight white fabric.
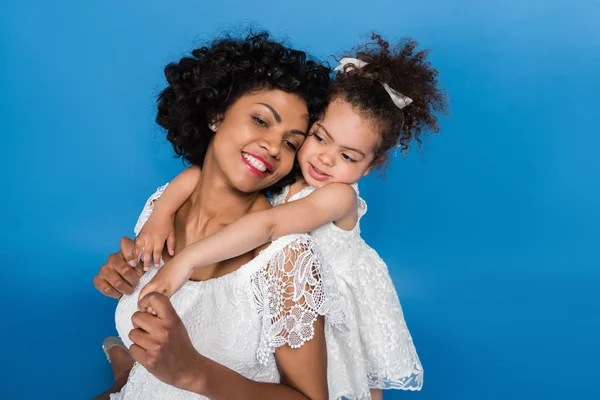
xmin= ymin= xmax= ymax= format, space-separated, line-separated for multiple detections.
xmin=111 ymin=185 xmax=345 ymax=400
xmin=334 ymin=57 xmax=414 ymax=109
xmin=272 ymin=184 xmax=424 ymax=398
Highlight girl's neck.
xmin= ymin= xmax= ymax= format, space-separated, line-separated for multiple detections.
xmin=287 ymin=176 xmax=311 ymax=201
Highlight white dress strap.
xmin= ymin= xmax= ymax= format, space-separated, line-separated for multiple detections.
xmin=350 ymin=183 xmax=368 ymax=221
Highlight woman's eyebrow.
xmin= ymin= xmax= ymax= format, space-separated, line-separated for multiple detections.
xmin=258 ymin=102 xmax=307 ymax=136
xmin=290 ymin=129 xmax=307 ymax=137
xmin=256 ymin=103 xmax=281 ymax=123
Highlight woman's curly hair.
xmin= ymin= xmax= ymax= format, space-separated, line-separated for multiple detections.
xmin=332 ymin=34 xmax=449 ymax=167
xmin=156 ymin=32 xmax=331 ymax=193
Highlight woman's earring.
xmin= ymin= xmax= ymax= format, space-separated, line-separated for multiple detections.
xmin=210 ymin=123 xmax=217 ymax=132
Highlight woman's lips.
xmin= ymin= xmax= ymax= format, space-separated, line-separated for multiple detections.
xmin=242 ymin=152 xmax=270 ymax=177
xmin=244 ymin=152 xmax=273 ymax=171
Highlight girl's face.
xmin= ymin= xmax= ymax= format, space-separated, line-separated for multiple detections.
xmin=210 ymin=89 xmax=309 ymax=193
xmin=297 ymin=99 xmax=379 ymax=188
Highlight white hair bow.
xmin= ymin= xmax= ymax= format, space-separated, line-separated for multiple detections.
xmin=334 ymin=57 xmax=413 ymax=109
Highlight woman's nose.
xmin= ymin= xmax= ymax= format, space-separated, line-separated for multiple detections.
xmin=259 ymin=136 xmax=281 ymax=160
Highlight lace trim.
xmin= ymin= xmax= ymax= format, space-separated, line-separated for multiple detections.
xmin=252 ymin=235 xmax=346 ymax=365
xmin=133 ymin=184 xmax=168 ymax=236
xmin=368 ymin=365 xmax=424 ymax=391
xmin=349 ymin=183 xmax=367 ymax=221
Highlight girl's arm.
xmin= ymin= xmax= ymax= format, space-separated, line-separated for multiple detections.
xmin=132 ymin=166 xmax=201 ymax=269
xmin=138 ymin=182 xmax=357 ymax=299
xmin=153 ymin=165 xmax=201 ymax=215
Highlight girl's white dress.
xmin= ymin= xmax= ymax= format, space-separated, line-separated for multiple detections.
xmin=110 ymin=185 xmax=345 ymax=400
xmin=272 ymin=184 xmax=423 ymax=399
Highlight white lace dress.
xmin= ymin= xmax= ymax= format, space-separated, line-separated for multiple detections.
xmin=110 ymin=185 xmax=345 ymax=400
xmin=272 ymin=184 xmax=424 ymax=399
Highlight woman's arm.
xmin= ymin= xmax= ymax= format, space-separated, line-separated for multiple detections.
xmin=132 ymin=166 xmax=201 ymax=269
xmin=93 ymin=237 xmax=144 ymax=299
xmin=194 ymin=321 xmax=328 ymax=399
xmin=189 ymin=318 xmax=327 ymax=399
xmin=133 ymin=235 xmax=337 ymax=398
xmin=134 ymin=295 xmax=328 ymax=399
xmin=139 ymin=182 xmax=357 ymax=299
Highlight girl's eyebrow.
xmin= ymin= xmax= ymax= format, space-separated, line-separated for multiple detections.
xmin=316 ymin=122 xmax=366 ymax=157
xmin=316 ymin=122 xmax=332 ymax=140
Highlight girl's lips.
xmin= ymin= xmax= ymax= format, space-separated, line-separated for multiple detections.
xmin=307 ymin=162 xmax=329 ymax=182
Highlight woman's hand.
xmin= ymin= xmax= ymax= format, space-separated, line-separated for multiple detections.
xmin=93 ymin=237 xmax=144 ymax=299
xmin=132 ymin=214 xmax=176 ymax=271
xmin=129 ymin=293 xmax=207 ymax=393
xmin=138 ymin=256 xmax=193 ymax=306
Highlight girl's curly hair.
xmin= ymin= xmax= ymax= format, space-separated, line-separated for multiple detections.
xmin=332 ymin=33 xmax=449 ymax=167
xmin=156 ymin=32 xmax=331 ymax=193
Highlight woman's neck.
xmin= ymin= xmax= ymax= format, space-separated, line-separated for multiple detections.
xmin=188 ymin=175 xmax=260 ymax=225
xmin=169 ymin=148 xmax=270 ymax=280
xmin=179 ymin=150 xmax=263 ymax=242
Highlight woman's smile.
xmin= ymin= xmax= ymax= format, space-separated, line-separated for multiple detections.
xmin=242 ymin=151 xmax=273 ymax=176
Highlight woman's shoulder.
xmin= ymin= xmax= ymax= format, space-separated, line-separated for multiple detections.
xmin=133 ymin=183 xmax=170 ymax=236
xmin=251 ymin=193 xmax=274 ymax=212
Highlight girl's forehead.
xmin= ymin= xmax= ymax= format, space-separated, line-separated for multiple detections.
xmin=318 ymin=100 xmax=379 ymax=151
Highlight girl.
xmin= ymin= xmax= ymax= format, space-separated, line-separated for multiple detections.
xmin=133 ymin=34 xmax=448 ymax=399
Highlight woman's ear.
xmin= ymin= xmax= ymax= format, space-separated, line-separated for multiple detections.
xmin=208 ymin=115 xmax=224 ymax=132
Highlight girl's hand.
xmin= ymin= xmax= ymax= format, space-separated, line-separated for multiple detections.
xmin=138 ymin=257 xmax=193 ymax=308
xmin=133 ymin=214 xmax=176 ymax=271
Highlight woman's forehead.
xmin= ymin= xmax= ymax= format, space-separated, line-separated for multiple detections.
xmin=230 ymin=90 xmax=309 ymax=122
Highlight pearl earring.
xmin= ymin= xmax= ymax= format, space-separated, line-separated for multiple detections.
xmin=210 ymin=124 xmax=217 ymax=131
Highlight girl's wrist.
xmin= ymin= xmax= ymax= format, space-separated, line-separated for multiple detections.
xmin=150 ymin=207 xmax=176 ymax=221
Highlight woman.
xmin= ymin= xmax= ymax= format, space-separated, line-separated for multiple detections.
xmin=92 ymin=33 xmax=343 ymax=399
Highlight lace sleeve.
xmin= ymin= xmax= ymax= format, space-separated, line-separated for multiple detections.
xmin=252 ymin=235 xmax=346 ymax=365
xmin=133 ymin=184 xmax=169 ymax=236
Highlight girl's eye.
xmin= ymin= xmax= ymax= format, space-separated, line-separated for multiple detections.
xmin=284 ymin=141 xmax=298 ymax=151
xmin=342 ymin=153 xmax=356 ymax=162
xmin=313 ymin=133 xmax=325 ymax=143
xmin=252 ymin=116 xmax=268 ymax=127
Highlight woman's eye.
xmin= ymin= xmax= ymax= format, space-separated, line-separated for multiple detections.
xmin=252 ymin=116 xmax=268 ymax=127
xmin=342 ymin=153 xmax=356 ymax=162
xmin=284 ymin=141 xmax=298 ymax=151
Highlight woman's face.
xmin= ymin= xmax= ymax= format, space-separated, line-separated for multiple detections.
xmin=210 ymin=89 xmax=309 ymax=193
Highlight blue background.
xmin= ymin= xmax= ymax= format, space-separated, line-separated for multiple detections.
xmin=1 ymin=0 xmax=598 ymax=398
